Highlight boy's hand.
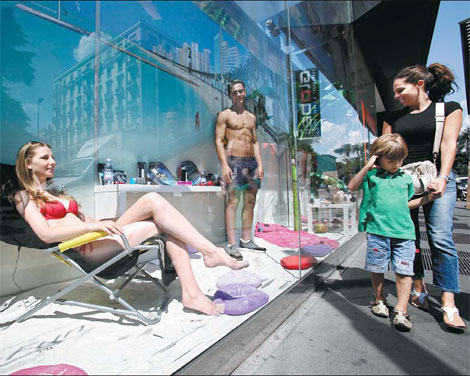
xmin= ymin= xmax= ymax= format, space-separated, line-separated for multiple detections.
xmin=366 ymin=155 xmax=379 ymax=171
xmin=347 ymin=155 xmax=379 ymax=192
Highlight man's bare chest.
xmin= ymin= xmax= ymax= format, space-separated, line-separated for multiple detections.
xmin=226 ymin=115 xmax=254 ymax=131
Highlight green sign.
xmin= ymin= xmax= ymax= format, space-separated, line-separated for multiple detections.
xmin=295 ymin=69 xmax=321 ymax=140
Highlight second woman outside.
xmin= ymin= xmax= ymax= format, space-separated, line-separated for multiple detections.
xmin=13 ymin=141 xmax=249 ymax=316
xmin=382 ymin=63 xmax=465 ymax=331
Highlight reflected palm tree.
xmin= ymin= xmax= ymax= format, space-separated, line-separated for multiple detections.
xmin=0 ymin=6 xmax=37 ymax=160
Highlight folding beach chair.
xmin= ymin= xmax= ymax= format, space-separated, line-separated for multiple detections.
xmin=1 ymin=163 xmax=173 ymax=325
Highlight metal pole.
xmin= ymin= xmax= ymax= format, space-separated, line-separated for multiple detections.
xmin=37 ymin=102 xmax=40 ymax=138
xmin=36 ymin=98 xmax=43 ymax=138
xmin=94 ymin=1 xmax=101 ymax=186
xmin=466 ymin=136 xmax=470 ymax=210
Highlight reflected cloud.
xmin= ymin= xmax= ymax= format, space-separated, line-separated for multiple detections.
xmin=140 ymin=1 xmax=162 ymax=21
xmin=73 ymin=32 xmax=95 ymax=61
xmin=318 ymin=119 xmax=366 ymax=158
xmin=73 ymin=31 xmax=113 ymax=62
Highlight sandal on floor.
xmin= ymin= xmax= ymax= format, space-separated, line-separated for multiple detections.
xmin=442 ymin=306 xmax=467 ymax=332
xmin=392 ymin=310 xmax=412 ymax=331
xmin=411 ymin=290 xmax=429 ymax=311
xmin=370 ymin=300 xmax=389 ymax=318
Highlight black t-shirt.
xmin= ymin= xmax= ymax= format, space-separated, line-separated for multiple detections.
xmin=384 ymin=101 xmax=462 ymax=166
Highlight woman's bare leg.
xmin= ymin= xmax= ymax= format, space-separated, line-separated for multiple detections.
xmin=116 ymin=193 xmax=248 ymax=269
xmin=78 ymin=221 xmax=159 ymax=266
xmin=77 ymin=222 xmax=223 ymax=315
xmin=166 ymin=235 xmax=223 ymax=315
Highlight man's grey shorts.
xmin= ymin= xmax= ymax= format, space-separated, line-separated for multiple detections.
xmin=365 ymin=233 xmax=415 ymax=275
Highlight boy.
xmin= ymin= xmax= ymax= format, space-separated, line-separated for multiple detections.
xmin=348 ymin=134 xmax=434 ymax=331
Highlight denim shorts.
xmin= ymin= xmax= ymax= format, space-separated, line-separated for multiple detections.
xmin=365 ymin=233 xmax=415 ymax=275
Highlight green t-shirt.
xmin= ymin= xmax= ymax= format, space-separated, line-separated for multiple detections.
xmin=358 ymin=169 xmax=415 ymax=240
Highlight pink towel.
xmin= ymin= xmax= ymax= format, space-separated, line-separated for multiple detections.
xmin=10 ymin=364 xmax=87 ymax=375
xmin=255 ymin=222 xmax=339 ymax=249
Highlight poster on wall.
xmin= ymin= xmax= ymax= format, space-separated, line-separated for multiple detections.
xmin=295 ymin=68 xmax=321 ymax=140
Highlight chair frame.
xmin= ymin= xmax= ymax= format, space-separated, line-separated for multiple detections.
xmin=15 ymin=232 xmax=171 ymax=325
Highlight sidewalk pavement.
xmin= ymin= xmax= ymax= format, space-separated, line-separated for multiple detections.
xmin=180 ymin=202 xmax=469 ymax=375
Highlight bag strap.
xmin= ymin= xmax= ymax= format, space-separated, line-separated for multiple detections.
xmin=433 ymin=102 xmax=445 ymax=164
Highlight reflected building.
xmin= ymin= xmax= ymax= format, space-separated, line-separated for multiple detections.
xmin=51 ymin=21 xmax=217 ymax=164
xmin=214 ymin=32 xmax=241 ymax=74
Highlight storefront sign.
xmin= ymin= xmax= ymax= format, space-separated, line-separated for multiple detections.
xmin=295 ymin=69 xmax=321 ymax=140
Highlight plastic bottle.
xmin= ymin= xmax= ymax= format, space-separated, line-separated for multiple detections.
xmin=103 ymin=158 xmax=114 ymax=185
xmin=137 ymin=162 xmax=146 ymax=184
xmin=181 ymin=166 xmax=187 ymax=182
xmin=200 ymin=169 xmax=207 ymax=185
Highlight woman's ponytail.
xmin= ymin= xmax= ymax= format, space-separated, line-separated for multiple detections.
xmin=426 ymin=63 xmax=458 ymax=101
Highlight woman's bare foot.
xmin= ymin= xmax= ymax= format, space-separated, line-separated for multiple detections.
xmin=203 ymin=247 xmax=249 ymax=270
xmin=182 ymin=293 xmax=225 ymax=316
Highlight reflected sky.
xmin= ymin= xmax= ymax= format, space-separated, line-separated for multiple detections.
xmin=1 ymin=0 xmax=368 ymax=170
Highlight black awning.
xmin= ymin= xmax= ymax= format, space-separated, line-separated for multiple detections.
xmin=278 ymin=1 xmax=439 ymax=135
xmin=353 ymin=1 xmax=440 ymax=113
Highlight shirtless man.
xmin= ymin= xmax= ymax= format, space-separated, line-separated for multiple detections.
xmin=215 ymin=79 xmax=266 ymax=260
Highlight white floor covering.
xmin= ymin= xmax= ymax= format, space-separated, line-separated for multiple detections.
xmin=0 ymin=230 xmax=354 ymax=375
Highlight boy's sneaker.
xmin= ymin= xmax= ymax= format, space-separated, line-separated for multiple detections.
xmin=410 ymin=290 xmax=429 ymax=311
xmin=224 ymin=244 xmax=243 ymax=261
xmin=239 ymin=239 xmax=266 ymax=253
xmin=370 ymin=300 xmax=389 ymax=318
xmin=392 ymin=310 xmax=412 ymax=331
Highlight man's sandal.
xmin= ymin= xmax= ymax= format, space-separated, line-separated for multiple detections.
xmin=442 ymin=306 xmax=466 ymax=332
xmin=410 ymin=290 xmax=429 ymax=311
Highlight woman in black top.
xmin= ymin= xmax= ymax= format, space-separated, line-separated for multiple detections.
xmin=383 ymin=63 xmax=465 ymax=331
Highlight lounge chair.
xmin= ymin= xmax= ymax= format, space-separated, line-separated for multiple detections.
xmin=0 ymin=163 xmax=174 ymax=325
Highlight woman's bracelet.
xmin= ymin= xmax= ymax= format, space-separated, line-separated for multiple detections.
xmin=437 ymin=174 xmax=450 ymax=182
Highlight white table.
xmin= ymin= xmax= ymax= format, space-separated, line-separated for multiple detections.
xmin=94 ymin=184 xmax=222 ymax=220
xmin=307 ymin=201 xmax=356 ymax=235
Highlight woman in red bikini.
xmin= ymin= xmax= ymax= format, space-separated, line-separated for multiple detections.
xmin=13 ymin=141 xmax=249 ymax=316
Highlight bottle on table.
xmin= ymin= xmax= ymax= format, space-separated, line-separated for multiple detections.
xmin=103 ymin=158 xmax=114 ymax=185
xmin=181 ymin=166 xmax=187 ymax=182
xmin=137 ymin=162 xmax=146 ymax=184
xmin=200 ymin=169 xmax=207 ymax=185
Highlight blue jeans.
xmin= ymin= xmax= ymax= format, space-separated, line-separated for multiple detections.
xmin=410 ymin=171 xmax=460 ymax=293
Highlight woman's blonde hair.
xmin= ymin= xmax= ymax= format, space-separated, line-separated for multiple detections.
xmin=15 ymin=141 xmax=74 ymax=204
xmin=370 ymin=134 xmax=408 ymax=161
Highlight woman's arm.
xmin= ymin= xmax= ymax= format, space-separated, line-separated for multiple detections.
xmin=382 ymin=120 xmax=393 ymax=135
xmin=77 ymin=210 xmax=99 ymax=223
xmin=22 ymin=199 xmax=90 ymax=243
xmin=428 ymin=109 xmax=463 ymax=197
xmin=18 ymin=194 xmax=123 ymax=243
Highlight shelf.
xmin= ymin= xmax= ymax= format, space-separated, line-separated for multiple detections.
xmin=94 ymin=183 xmax=223 ymax=220
xmin=95 ymin=184 xmax=222 ymax=193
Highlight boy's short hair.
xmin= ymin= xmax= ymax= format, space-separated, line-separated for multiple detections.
xmin=227 ymin=79 xmax=245 ymax=95
xmin=370 ymin=133 xmax=408 ymax=160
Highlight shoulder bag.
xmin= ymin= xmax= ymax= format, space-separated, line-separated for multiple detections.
xmin=401 ymin=102 xmax=444 ymax=195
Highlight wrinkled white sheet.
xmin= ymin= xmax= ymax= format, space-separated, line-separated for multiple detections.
xmin=0 ymin=232 xmax=349 ymax=375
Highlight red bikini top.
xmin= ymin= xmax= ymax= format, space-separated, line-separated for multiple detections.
xmin=40 ymin=199 xmax=79 ymax=220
